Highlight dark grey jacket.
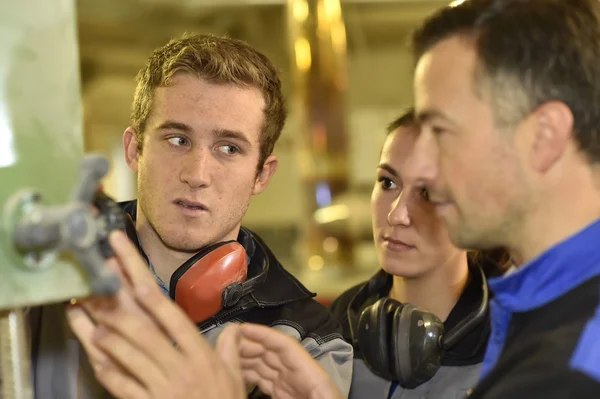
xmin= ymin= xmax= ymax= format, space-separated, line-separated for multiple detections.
xmin=24 ymin=200 xmax=353 ymax=399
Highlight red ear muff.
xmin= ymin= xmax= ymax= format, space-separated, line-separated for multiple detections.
xmin=172 ymin=241 xmax=247 ymax=324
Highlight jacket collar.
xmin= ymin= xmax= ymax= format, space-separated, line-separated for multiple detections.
xmin=489 ymin=218 xmax=600 ymax=313
xmin=118 ymin=199 xmax=314 ymax=309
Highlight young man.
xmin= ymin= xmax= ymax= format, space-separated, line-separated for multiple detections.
xmin=66 ymin=230 xmax=348 ymax=399
xmin=32 ymin=33 xmax=352 ymax=398
xmin=408 ymin=0 xmax=600 ymax=397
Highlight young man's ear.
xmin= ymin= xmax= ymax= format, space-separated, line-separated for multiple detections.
xmin=252 ymin=155 xmax=278 ymax=195
xmin=123 ymin=127 xmax=140 ymax=173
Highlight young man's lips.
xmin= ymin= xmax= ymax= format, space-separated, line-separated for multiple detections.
xmin=174 ymin=199 xmax=208 ymax=211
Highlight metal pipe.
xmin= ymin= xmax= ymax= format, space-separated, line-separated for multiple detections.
xmin=287 ymin=0 xmax=355 ymax=270
xmin=0 ymin=309 xmax=32 ymax=399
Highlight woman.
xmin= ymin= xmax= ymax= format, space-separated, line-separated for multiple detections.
xmin=329 ymin=109 xmax=506 ymax=399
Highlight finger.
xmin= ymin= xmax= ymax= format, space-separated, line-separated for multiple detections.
xmin=238 ymin=324 xmax=303 ymax=368
xmin=239 ymin=323 xmax=299 ymax=352
xmin=238 ymin=338 xmax=287 ymax=373
xmin=108 ymin=231 xmax=156 ymax=287
xmin=239 ymin=324 xmax=311 ymax=366
xmin=132 ymin=283 xmax=211 ymax=357
xmin=65 ymin=303 xmax=108 ymax=364
xmin=241 ymin=368 xmax=275 ymax=398
xmin=82 ymin=268 xmax=156 ymax=328
xmin=215 ymin=324 xmax=242 ymax=374
xmin=106 ymin=254 xmax=135 ymax=290
xmin=93 ymin=359 xmax=148 ymax=399
xmin=110 ymin=230 xmax=204 ymax=354
xmin=239 ymin=356 xmax=280 ymax=382
xmin=110 ymin=230 xmax=219 ymax=361
xmin=86 ymin=304 xmax=184 ymax=378
xmin=93 ymin=325 xmax=171 ymax=398
xmin=237 ymin=337 xmax=267 ymax=358
xmin=77 ymin=257 xmax=123 ymax=311
xmin=215 ymin=324 xmax=245 ymax=393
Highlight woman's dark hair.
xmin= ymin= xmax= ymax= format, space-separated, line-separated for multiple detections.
xmin=386 ymin=108 xmax=416 ymax=134
xmin=468 ymin=248 xmax=512 ymax=277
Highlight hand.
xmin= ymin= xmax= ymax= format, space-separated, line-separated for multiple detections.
xmin=218 ymin=323 xmax=344 ymax=399
xmin=66 ymin=231 xmax=245 ymax=399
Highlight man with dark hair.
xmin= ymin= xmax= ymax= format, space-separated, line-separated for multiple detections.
xmin=407 ymin=0 xmax=600 ymax=397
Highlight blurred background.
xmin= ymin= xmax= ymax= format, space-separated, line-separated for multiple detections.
xmin=78 ymin=0 xmax=454 ymax=304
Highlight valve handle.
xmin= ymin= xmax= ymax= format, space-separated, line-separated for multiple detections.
xmin=12 ymin=154 xmax=122 ymax=296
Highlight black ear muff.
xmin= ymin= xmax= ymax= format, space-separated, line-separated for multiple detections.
xmin=392 ymin=303 xmax=413 ymax=384
xmin=349 ymin=265 xmax=488 ymax=389
xmin=394 ymin=304 xmax=445 ymax=388
xmin=357 ymin=298 xmax=404 ymax=381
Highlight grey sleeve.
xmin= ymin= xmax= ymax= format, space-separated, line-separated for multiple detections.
xmin=268 ymin=324 xmax=353 ymax=398
xmin=299 ymin=334 xmax=354 ymax=398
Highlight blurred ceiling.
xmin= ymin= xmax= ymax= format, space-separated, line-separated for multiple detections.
xmin=77 ymin=0 xmax=449 ymax=148
xmin=77 ymin=0 xmax=447 ymax=87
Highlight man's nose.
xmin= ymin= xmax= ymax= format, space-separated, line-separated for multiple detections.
xmin=180 ymin=148 xmax=211 ymax=188
xmin=405 ymin=129 xmax=440 ymax=189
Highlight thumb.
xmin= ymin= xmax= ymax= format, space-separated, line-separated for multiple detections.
xmin=216 ymin=324 xmax=245 ymax=394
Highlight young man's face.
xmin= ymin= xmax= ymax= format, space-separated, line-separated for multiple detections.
xmin=411 ymin=36 xmax=528 ymax=251
xmin=124 ymin=73 xmax=277 ymax=253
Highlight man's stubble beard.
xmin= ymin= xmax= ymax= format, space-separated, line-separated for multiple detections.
xmin=138 ymin=184 xmax=254 ymax=254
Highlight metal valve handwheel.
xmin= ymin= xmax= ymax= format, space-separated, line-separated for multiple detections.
xmin=1 ymin=154 xmax=123 ymax=399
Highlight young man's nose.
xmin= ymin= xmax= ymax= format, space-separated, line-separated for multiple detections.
xmin=180 ymin=149 xmax=211 ymax=188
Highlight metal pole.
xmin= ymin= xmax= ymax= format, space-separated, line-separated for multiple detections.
xmin=0 ymin=309 xmax=32 ymax=399
xmin=287 ymin=0 xmax=355 ymax=271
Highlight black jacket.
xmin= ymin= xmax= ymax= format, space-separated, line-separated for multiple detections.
xmin=27 ymin=200 xmax=353 ymax=399
xmin=469 ymin=219 xmax=600 ymax=399
xmin=330 ymin=260 xmax=494 ymax=399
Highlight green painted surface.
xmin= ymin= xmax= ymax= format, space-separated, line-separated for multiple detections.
xmin=0 ymin=0 xmax=92 ymax=309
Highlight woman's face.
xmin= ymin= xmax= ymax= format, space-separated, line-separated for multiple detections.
xmin=371 ymin=126 xmax=464 ymax=278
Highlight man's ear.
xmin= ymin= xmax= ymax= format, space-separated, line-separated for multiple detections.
xmin=529 ymin=101 xmax=574 ymax=174
xmin=252 ymin=155 xmax=278 ymax=195
xmin=123 ymin=127 xmax=140 ymax=173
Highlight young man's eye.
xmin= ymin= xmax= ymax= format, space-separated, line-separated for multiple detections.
xmin=432 ymin=126 xmax=447 ymax=135
xmin=217 ymin=144 xmax=240 ymax=155
xmin=167 ymin=136 xmax=190 ymax=147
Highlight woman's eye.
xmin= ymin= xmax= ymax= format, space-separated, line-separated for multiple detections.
xmin=378 ymin=177 xmax=397 ymax=190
